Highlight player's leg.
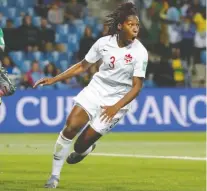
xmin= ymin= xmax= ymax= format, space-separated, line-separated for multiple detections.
xmin=45 ymin=105 xmax=90 ymax=188
xmin=66 ymin=109 xmax=127 ymax=164
xmin=67 ymin=125 xmax=102 ymax=164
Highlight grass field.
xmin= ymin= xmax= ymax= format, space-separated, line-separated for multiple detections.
xmin=0 ymin=132 xmax=206 ymax=191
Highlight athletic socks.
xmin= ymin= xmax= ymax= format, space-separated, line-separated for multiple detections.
xmin=51 ymin=132 xmax=72 ymax=177
xmin=51 ymin=132 xmax=93 ymax=177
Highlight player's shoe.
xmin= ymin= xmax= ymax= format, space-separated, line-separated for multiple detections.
xmin=44 ymin=175 xmax=59 ymax=188
xmin=0 ymin=66 xmax=16 ymax=96
xmin=66 ymin=144 xmax=96 ymax=164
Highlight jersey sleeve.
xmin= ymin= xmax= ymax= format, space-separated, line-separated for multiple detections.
xmin=0 ymin=29 xmax=5 ymax=51
xmin=133 ymin=49 xmax=148 ymax=78
xmin=85 ymin=39 xmax=101 ymax=64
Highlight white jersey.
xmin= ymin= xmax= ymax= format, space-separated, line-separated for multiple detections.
xmin=84 ymin=35 xmax=148 ymax=109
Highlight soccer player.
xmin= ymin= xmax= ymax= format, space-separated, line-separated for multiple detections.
xmin=0 ymin=28 xmax=16 ymax=105
xmin=34 ymin=2 xmax=148 ymax=188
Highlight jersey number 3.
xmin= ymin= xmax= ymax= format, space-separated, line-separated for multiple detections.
xmin=109 ymin=56 xmax=115 ymax=69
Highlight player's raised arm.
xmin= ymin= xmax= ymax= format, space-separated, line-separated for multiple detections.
xmin=33 ymin=59 xmax=91 ymax=88
xmin=33 ymin=37 xmax=101 ymax=89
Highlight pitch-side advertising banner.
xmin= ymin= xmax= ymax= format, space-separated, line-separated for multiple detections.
xmin=0 ymin=89 xmax=206 ymax=132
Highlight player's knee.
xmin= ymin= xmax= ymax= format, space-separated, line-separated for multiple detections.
xmin=62 ymin=122 xmax=80 ymax=139
xmin=62 ymin=126 xmax=77 ymax=139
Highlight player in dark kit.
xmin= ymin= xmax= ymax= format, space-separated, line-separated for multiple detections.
xmin=34 ymin=2 xmax=148 ymax=188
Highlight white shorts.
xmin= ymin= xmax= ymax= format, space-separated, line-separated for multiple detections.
xmin=73 ymin=86 xmax=128 ymax=135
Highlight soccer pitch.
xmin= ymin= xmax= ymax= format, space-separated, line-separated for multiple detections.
xmin=0 ymin=132 xmax=206 ymax=191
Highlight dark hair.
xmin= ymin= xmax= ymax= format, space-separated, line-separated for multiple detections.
xmin=44 ymin=63 xmax=57 ymax=77
xmin=3 ymin=56 xmax=14 ymax=67
xmin=105 ymin=2 xmax=138 ymax=35
xmin=32 ymin=60 xmax=38 ymax=65
xmin=6 ymin=19 xmax=13 ymax=23
xmin=22 ymin=14 xmax=31 ymax=25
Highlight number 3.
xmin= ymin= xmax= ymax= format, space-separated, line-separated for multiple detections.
xmin=109 ymin=56 xmax=115 ymax=69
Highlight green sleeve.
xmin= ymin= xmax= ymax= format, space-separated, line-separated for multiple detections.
xmin=0 ymin=28 xmax=3 ymax=36
xmin=0 ymin=28 xmax=5 ymax=50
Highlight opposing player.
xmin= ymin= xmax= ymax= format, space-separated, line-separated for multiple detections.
xmin=34 ymin=2 xmax=148 ymax=188
xmin=0 ymin=28 xmax=16 ymax=105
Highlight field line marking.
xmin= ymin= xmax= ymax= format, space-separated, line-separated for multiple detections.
xmin=91 ymin=153 xmax=206 ymax=161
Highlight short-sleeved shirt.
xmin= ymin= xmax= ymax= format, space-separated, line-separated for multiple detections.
xmin=85 ymin=35 xmax=148 ymax=109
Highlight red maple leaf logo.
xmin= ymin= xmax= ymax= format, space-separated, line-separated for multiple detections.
xmin=124 ymin=54 xmax=132 ymax=63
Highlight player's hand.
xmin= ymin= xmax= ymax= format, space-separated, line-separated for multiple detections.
xmin=100 ymin=105 xmax=120 ymax=123
xmin=33 ymin=77 xmax=55 ymax=88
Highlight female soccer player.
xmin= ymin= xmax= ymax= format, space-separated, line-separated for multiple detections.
xmin=34 ymin=2 xmax=148 ymax=188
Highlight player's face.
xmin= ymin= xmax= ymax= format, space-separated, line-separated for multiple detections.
xmin=121 ymin=15 xmax=139 ymax=43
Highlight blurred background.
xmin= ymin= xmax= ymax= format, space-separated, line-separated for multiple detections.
xmin=0 ymin=0 xmax=206 ymax=133
xmin=0 ymin=0 xmax=206 ymax=89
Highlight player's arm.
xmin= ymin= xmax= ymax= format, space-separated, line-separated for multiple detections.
xmin=54 ymin=59 xmax=91 ymax=80
xmin=117 ymin=50 xmax=148 ymax=111
xmin=33 ymin=59 xmax=91 ymax=88
xmin=34 ymin=38 xmax=101 ymax=88
xmin=100 ymin=77 xmax=143 ymax=122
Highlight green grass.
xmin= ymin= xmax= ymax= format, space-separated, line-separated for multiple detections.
xmin=0 ymin=132 xmax=206 ymax=191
